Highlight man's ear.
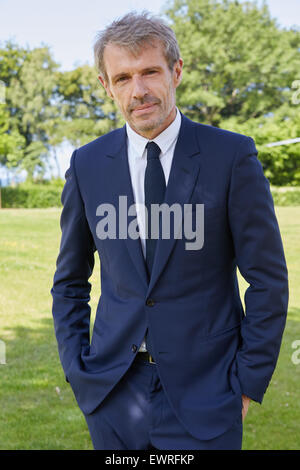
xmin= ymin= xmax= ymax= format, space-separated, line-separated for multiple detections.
xmin=98 ymin=75 xmax=114 ymax=100
xmin=173 ymin=58 xmax=183 ymax=89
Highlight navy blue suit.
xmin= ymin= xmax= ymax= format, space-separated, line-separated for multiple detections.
xmin=51 ymin=113 xmax=288 ymax=448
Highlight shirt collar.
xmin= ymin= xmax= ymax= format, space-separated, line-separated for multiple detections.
xmin=126 ymin=107 xmax=181 ymax=158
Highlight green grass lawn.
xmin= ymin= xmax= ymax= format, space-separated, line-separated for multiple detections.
xmin=0 ymin=207 xmax=299 ymax=450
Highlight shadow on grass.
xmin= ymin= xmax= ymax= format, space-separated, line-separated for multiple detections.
xmin=0 ymin=316 xmax=92 ymax=450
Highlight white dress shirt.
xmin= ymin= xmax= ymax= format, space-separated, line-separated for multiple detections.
xmin=125 ymin=108 xmax=182 ymax=352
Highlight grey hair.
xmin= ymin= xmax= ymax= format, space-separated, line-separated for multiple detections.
xmin=93 ymin=11 xmax=180 ymax=81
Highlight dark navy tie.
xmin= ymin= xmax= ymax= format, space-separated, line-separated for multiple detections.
xmin=144 ymin=141 xmax=166 ymax=359
xmin=144 ymin=141 xmax=166 ymax=277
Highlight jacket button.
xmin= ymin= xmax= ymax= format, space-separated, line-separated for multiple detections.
xmin=146 ymin=298 xmax=155 ymax=307
xmin=131 ymin=344 xmax=137 ymax=353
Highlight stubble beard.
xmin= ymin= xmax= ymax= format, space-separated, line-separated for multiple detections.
xmin=131 ymin=111 xmax=165 ymax=134
xmin=127 ymin=99 xmax=175 ymax=137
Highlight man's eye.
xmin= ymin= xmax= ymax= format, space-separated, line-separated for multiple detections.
xmin=117 ymin=76 xmax=128 ymax=83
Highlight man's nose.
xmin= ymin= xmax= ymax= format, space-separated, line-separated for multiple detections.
xmin=132 ymin=76 xmax=148 ymax=99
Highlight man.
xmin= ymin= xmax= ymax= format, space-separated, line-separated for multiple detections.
xmin=51 ymin=12 xmax=288 ymax=450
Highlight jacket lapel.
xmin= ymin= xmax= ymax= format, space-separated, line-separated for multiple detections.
xmin=104 ymin=127 xmax=150 ymax=289
xmin=146 ymin=114 xmax=202 ymax=295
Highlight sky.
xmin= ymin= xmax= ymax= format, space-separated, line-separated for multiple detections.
xmin=0 ymin=0 xmax=299 ymax=179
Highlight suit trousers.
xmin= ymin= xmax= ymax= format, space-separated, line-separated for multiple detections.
xmin=83 ymin=356 xmax=243 ymax=450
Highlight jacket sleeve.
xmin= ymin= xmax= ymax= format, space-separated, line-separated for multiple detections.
xmin=51 ymin=150 xmax=96 ymax=380
xmin=228 ymin=136 xmax=289 ymax=404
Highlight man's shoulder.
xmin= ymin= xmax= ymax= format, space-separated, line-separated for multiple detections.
xmin=186 ymin=116 xmax=251 ymax=147
xmin=75 ymin=126 xmax=125 ymax=159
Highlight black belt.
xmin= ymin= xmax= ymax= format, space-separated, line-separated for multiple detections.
xmin=137 ymin=351 xmax=156 ymax=364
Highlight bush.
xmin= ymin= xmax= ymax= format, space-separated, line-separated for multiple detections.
xmin=1 ymin=182 xmax=300 ymax=208
xmin=271 ymin=187 xmax=300 ymax=206
xmin=1 ymin=181 xmax=63 ymax=208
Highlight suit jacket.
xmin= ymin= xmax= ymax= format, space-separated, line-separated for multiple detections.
xmin=51 ymin=113 xmax=288 ymax=441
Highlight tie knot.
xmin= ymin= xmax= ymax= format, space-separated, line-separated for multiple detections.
xmin=146 ymin=141 xmax=161 ymax=160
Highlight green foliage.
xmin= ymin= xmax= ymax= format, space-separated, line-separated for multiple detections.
xmin=271 ymin=187 xmax=300 ymax=206
xmin=0 ymin=42 xmax=60 ymax=176
xmin=163 ymin=0 xmax=300 ymax=185
xmin=0 ymin=104 xmax=25 ymax=166
xmin=1 ymin=180 xmax=63 ymax=208
xmin=2 ymin=180 xmax=299 ymax=208
xmin=165 ymin=0 xmax=300 ymax=124
xmin=220 ymin=103 xmax=300 ymax=186
xmin=0 ymin=41 xmax=122 ymax=177
xmin=55 ymin=65 xmax=123 ymax=147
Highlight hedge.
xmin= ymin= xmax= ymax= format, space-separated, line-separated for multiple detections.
xmin=270 ymin=187 xmax=300 ymax=207
xmin=0 ymin=185 xmax=63 ymax=208
xmin=1 ymin=184 xmax=300 ymax=208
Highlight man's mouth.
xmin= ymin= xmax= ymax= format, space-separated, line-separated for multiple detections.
xmin=131 ymin=103 xmax=158 ymax=115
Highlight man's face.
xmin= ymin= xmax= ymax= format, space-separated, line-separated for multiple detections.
xmin=99 ymin=40 xmax=183 ymax=139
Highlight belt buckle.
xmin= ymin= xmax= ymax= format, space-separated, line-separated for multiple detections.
xmin=149 ymin=354 xmax=155 ymax=364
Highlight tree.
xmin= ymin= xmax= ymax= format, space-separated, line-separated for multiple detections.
xmin=164 ymin=0 xmax=300 ymax=184
xmin=55 ymin=64 xmax=123 ymax=148
xmin=164 ymin=0 xmax=300 ymax=126
xmin=0 ymin=42 xmax=61 ymax=179
xmin=0 ymin=103 xmax=25 ymax=168
xmin=221 ymin=102 xmax=300 ymax=185
xmin=0 ymin=42 xmax=123 ymax=180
